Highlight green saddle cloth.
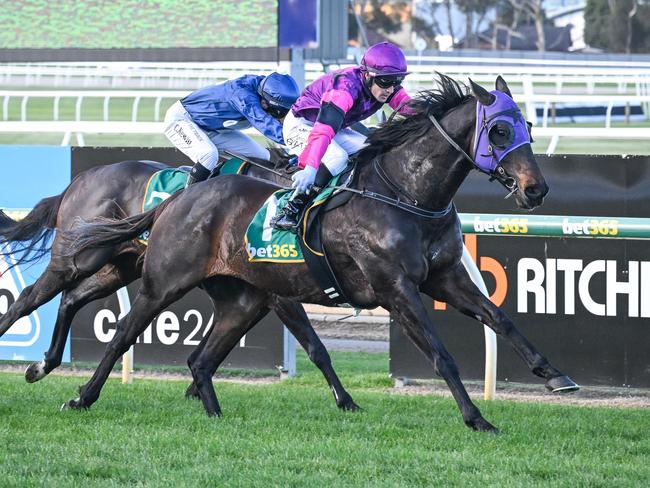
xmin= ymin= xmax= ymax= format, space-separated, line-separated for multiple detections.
xmin=142 ymin=157 xmax=246 ymax=212
xmin=142 ymin=168 xmax=188 ymax=212
xmin=245 ymin=174 xmax=341 ymax=263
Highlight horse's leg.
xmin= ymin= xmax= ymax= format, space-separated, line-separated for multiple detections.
xmin=187 ymin=278 xmax=270 ymax=417
xmin=62 ymin=278 xmax=192 ymax=410
xmin=0 ymin=245 xmax=114 ymax=337
xmin=25 ymin=257 xmax=139 ymax=383
xmin=387 ymin=277 xmax=497 ymax=432
xmin=422 ymin=264 xmax=579 ymax=392
xmin=271 ymin=297 xmax=360 ymax=411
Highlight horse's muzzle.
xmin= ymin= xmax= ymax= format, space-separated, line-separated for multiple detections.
xmin=519 ymin=181 xmax=549 ymax=209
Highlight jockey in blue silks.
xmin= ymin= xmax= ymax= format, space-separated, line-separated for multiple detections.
xmin=164 ymin=73 xmax=301 ymax=186
xmin=271 ymin=42 xmax=414 ymax=231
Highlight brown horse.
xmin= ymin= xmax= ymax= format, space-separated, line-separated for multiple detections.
xmin=0 ymin=154 xmax=359 ymax=410
xmin=61 ymin=75 xmax=578 ymax=432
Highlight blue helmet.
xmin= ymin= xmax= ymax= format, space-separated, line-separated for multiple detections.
xmin=258 ymin=73 xmax=301 ymax=111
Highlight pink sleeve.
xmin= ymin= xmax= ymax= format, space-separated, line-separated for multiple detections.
xmin=389 ymin=89 xmax=415 ymax=115
xmin=322 ymin=89 xmax=354 ymax=112
xmin=298 ymin=122 xmax=335 ymax=170
xmin=298 ymin=88 xmax=354 ymax=170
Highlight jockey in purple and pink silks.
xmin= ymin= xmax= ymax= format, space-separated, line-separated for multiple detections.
xmin=271 ymin=42 xmax=413 ymax=231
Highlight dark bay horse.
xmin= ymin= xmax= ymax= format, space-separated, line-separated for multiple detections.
xmin=61 ymin=75 xmax=578 ymax=432
xmin=0 ymin=154 xmax=359 ymax=410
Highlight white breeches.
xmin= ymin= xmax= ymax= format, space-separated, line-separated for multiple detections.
xmin=163 ymin=101 xmax=270 ymax=170
xmin=282 ymin=111 xmax=367 ymax=176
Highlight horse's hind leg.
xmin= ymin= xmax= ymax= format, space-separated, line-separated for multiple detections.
xmin=425 ymin=263 xmax=579 ymax=392
xmin=25 ymin=257 xmax=139 ymax=383
xmin=188 ymin=277 xmax=269 ymax=417
xmin=63 ymin=279 xmax=192 ymax=411
xmin=271 ymin=296 xmax=360 ymax=411
xmin=0 ymin=245 xmax=114 ymax=338
xmin=184 ymin=298 xmax=359 ymax=411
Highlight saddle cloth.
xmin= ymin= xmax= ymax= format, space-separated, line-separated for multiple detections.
xmin=244 ymin=173 xmax=343 ymax=264
xmin=141 ymin=156 xmax=247 ymax=213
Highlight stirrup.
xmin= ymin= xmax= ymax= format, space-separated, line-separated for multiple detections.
xmin=271 ymin=212 xmax=299 ymax=232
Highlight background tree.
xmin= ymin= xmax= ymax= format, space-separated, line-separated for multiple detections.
xmin=584 ymin=0 xmax=650 ymax=52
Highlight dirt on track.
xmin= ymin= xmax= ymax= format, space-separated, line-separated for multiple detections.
xmin=2 ymin=316 xmax=648 ymax=409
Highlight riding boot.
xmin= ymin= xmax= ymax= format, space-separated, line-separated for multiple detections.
xmin=270 ymin=190 xmax=311 ymax=232
xmin=185 ymin=162 xmax=211 ymax=187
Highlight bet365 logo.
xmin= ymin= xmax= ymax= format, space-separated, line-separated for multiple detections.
xmin=0 ymin=252 xmax=41 ymax=346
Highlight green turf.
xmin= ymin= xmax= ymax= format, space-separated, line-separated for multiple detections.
xmin=0 ymin=351 xmax=649 ymax=487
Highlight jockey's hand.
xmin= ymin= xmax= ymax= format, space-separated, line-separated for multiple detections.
xmin=291 ymin=165 xmax=317 ymax=192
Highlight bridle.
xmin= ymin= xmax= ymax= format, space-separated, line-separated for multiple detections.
xmin=427 ymin=112 xmax=519 ymax=198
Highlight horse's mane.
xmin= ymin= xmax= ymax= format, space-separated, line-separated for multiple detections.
xmin=357 ymin=73 xmax=472 ymax=162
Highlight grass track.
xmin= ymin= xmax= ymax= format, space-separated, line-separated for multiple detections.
xmin=1 ymin=351 xmax=649 ymax=487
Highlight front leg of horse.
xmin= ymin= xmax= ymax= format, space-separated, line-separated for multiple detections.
xmin=425 ymin=264 xmax=579 ymax=393
xmin=388 ymin=278 xmax=497 ymax=432
xmin=272 ymin=298 xmax=360 ymax=411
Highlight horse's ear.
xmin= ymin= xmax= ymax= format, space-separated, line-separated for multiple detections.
xmin=469 ymin=78 xmax=495 ymax=106
xmin=495 ymin=76 xmax=512 ymax=98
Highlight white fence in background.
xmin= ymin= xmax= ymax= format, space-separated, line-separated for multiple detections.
xmin=4 ymin=89 xmax=649 ymax=126
xmin=1 ymin=120 xmax=648 ymax=155
xmin=2 ymin=58 xmax=650 ymax=96
xmin=1 ymin=57 xmax=649 ymax=153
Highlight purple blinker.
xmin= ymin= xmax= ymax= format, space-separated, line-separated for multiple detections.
xmin=472 ymin=90 xmax=531 ymax=173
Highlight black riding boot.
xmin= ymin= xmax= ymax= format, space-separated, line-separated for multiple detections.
xmin=270 ymin=191 xmax=311 ymax=232
xmin=271 ymin=165 xmax=333 ymax=232
xmin=185 ymin=162 xmax=211 ymax=187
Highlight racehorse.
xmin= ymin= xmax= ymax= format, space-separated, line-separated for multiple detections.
xmin=0 ymin=153 xmax=360 ymax=411
xmin=61 ymin=74 xmax=578 ymax=432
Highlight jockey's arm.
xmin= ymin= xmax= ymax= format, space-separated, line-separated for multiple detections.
xmin=231 ymin=90 xmax=285 ymax=145
xmin=298 ymin=89 xmax=354 ymax=170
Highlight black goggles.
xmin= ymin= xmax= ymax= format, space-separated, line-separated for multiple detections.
xmin=266 ymin=105 xmax=290 ymax=119
xmin=373 ymin=76 xmax=404 ymax=89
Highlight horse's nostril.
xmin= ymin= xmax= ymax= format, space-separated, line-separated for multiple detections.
xmin=525 ymin=183 xmax=548 ymax=200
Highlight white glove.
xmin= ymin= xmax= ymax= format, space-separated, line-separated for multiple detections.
xmin=291 ymin=165 xmax=317 ymax=193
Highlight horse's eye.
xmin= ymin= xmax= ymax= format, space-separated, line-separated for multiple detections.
xmin=488 ymin=121 xmax=514 ymax=149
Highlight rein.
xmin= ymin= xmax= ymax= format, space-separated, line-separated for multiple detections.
xmin=326 ymin=161 xmax=454 ymax=219
xmin=221 ymin=150 xmax=291 ymax=180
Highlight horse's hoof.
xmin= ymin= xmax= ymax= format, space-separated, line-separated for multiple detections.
xmin=185 ymin=383 xmax=200 ymax=400
xmin=25 ymin=361 xmax=48 ymax=383
xmin=546 ymin=375 xmax=580 ymax=393
xmin=205 ymin=409 xmax=223 ymax=418
xmin=468 ymin=417 xmax=499 ymax=434
xmin=340 ymin=401 xmax=362 ymax=412
xmin=337 ymin=395 xmax=362 ymax=412
xmin=60 ymin=398 xmax=87 ymax=411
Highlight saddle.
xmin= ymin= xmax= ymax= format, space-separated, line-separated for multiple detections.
xmin=244 ymin=160 xmax=359 ymax=305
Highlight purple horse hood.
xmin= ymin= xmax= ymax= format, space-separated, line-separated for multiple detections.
xmin=291 ymin=67 xmax=385 ymax=127
xmin=472 ymin=90 xmax=531 ymax=173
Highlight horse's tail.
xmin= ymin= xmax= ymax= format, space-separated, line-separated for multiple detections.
xmin=0 ymin=192 xmax=65 ymax=267
xmin=63 ymin=193 xmax=178 ymax=259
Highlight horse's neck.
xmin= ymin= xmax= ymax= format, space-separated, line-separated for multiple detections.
xmin=372 ymin=113 xmax=475 ymax=210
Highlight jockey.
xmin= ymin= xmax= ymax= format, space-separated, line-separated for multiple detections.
xmin=163 ymin=72 xmax=301 ymax=186
xmin=271 ymin=42 xmax=413 ymax=232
